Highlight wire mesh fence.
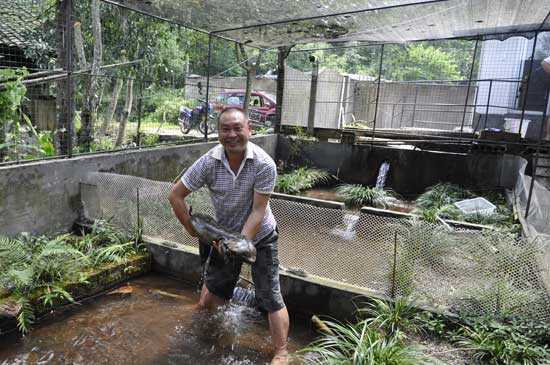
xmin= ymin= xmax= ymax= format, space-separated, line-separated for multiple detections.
xmin=81 ymin=172 xmax=550 ymax=321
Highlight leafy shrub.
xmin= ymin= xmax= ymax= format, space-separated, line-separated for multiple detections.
xmin=453 ymin=316 xmax=550 ymax=365
xmin=275 ymin=167 xmax=330 ymax=194
xmin=336 ymin=184 xmax=393 ymax=208
xmin=414 ymin=311 xmax=448 ymax=337
xmin=141 ymin=88 xmax=193 ymax=125
xmin=140 ymin=133 xmax=159 ymax=146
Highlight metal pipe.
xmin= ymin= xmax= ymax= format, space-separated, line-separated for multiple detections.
xmin=204 ymin=34 xmax=213 ymax=141
xmin=399 ymin=103 xmax=405 ymax=128
xmin=460 ymin=38 xmax=479 ymax=136
xmin=525 ymin=154 xmax=539 ymax=219
xmin=371 ymin=43 xmax=385 ymax=143
xmin=483 ymin=80 xmax=493 ymax=131
xmin=411 ymin=86 xmax=419 ymax=127
xmin=519 ymin=32 xmax=539 ymax=138
xmin=136 ymin=77 xmax=143 ymax=146
xmin=390 ymin=103 xmax=396 ymax=129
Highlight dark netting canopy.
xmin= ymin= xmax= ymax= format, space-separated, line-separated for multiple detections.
xmin=104 ymin=0 xmax=550 ymax=47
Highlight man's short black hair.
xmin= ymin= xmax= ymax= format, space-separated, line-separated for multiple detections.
xmin=218 ymin=106 xmax=248 ymax=122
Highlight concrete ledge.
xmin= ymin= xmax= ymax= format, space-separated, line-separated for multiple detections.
xmin=144 ymin=236 xmax=202 ymax=286
xmin=360 ymin=206 xmax=413 ymax=219
xmin=272 ymin=192 xmax=345 ymax=209
xmin=143 ymin=235 xmax=382 ymax=320
xmin=360 ymin=206 xmax=490 ymax=231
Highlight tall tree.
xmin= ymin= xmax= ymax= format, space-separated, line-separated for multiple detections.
xmin=275 ymin=46 xmax=293 ymax=130
xmin=77 ymin=0 xmax=103 ymax=151
xmin=235 ymin=44 xmax=264 ymax=116
xmin=54 ymin=0 xmax=72 ymax=156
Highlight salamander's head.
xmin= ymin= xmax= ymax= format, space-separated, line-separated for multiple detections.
xmin=224 ymin=238 xmax=257 ymax=264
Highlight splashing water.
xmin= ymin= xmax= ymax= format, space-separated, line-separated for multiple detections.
xmin=331 ymin=213 xmax=360 ymax=241
xmin=375 ymin=162 xmax=390 ymax=189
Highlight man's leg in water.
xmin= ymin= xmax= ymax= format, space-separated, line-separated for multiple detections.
xmin=251 ymin=230 xmax=289 ymax=364
xmin=197 ymin=240 xmax=242 ymax=310
xmin=269 ymin=307 xmax=290 ymax=363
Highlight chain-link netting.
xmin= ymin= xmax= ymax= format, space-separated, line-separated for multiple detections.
xmin=80 ymin=172 xmax=550 ymax=320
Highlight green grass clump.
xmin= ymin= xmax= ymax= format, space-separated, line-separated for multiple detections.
xmin=415 ymin=183 xmax=472 ymax=210
xmin=0 ymin=220 xmax=146 ymax=334
xmin=275 ymin=167 xmax=330 ymax=194
xmin=299 ymin=319 xmax=425 ymax=365
xmin=359 ymin=297 xmax=422 ymax=337
xmin=299 ymin=297 xmax=430 ymax=364
xmin=336 ymin=184 xmax=393 ymax=208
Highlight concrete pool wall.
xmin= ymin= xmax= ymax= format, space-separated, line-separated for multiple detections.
xmin=0 ymin=135 xmax=277 ymax=236
xmin=276 ymin=136 xmax=524 ymax=195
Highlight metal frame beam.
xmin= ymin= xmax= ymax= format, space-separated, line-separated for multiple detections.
xmin=212 ymin=0 xmax=454 ymax=34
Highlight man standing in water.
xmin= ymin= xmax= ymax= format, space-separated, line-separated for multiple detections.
xmin=168 ymin=107 xmax=289 ymax=365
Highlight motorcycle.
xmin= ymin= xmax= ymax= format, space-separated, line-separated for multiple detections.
xmin=178 ymin=99 xmax=218 ymax=135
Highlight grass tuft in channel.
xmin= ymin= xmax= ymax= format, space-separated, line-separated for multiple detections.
xmin=336 ymin=184 xmax=394 ymax=208
xmin=275 ymin=167 xmax=331 ymax=194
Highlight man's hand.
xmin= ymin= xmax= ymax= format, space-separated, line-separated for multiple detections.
xmin=241 ymin=191 xmax=271 ymax=241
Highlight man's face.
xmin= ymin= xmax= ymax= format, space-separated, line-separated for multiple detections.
xmin=219 ymin=110 xmax=251 ymax=155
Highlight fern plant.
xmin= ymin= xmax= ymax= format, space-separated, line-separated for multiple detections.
xmin=0 ymin=222 xmax=147 ymax=334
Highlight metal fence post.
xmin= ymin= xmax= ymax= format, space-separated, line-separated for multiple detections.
xmin=390 ymin=231 xmax=398 ymax=299
xmin=307 ymin=56 xmax=319 ymax=135
xmin=460 ymin=38 xmax=479 ymax=136
xmin=483 ymin=79 xmax=493 ymax=131
xmin=204 ymin=34 xmax=212 ymax=141
xmin=519 ymin=32 xmax=539 ymax=139
xmin=136 ymin=77 xmax=143 ymax=146
xmin=64 ymin=0 xmax=75 ymax=157
xmin=371 ymin=43 xmax=385 ymax=143
xmin=411 ymin=86 xmax=419 ymax=128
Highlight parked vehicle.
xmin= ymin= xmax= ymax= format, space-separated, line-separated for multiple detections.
xmin=178 ymin=99 xmax=218 ymax=135
xmin=213 ymin=90 xmax=277 ymax=127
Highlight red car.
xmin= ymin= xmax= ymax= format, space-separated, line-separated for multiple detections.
xmin=214 ymin=90 xmax=277 ymax=127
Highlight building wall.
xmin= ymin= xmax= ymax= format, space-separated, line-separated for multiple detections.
xmin=476 ymin=37 xmax=533 ymax=115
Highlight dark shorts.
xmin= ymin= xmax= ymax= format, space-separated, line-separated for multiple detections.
xmin=199 ymin=228 xmax=285 ymax=313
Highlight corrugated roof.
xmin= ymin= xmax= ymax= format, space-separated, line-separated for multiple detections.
xmin=0 ymin=1 xmax=41 ymax=48
xmin=104 ymin=0 xmax=550 ymax=47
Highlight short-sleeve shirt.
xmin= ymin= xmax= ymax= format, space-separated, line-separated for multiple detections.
xmin=181 ymin=142 xmax=277 ymax=243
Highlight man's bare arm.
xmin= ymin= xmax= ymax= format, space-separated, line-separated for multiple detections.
xmin=168 ymin=180 xmax=198 ymax=237
xmin=241 ymin=191 xmax=270 ymax=241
